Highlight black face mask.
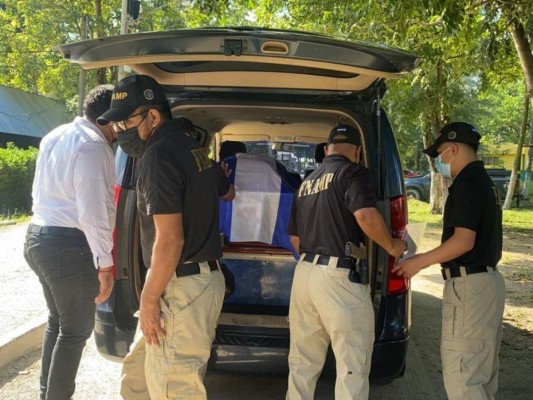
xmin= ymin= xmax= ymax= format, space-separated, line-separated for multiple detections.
xmin=116 ymin=111 xmax=148 ymax=158
xmin=117 ymin=127 xmax=146 ymax=158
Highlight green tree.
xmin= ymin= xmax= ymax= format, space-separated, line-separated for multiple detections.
xmin=1 ymin=0 xmax=531 ymax=212
xmin=0 ymin=0 xmax=123 ymax=108
xmin=0 ymin=143 xmax=38 ymax=214
xmin=479 ymin=0 xmax=533 ymax=208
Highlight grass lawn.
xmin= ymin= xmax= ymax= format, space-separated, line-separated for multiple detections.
xmin=0 ymin=213 xmax=31 ymax=223
xmin=407 ymin=198 xmax=533 ymax=288
xmin=407 ymin=199 xmax=533 ymax=231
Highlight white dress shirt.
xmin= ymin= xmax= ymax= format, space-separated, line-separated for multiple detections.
xmin=31 ymin=116 xmax=116 ymax=269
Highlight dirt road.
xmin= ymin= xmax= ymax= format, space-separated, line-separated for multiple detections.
xmin=0 ymin=223 xmax=531 ymax=399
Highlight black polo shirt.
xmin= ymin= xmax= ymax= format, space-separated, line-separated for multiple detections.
xmin=442 ymin=160 xmax=502 ymax=268
xmin=288 ymin=154 xmax=377 ymax=257
xmin=137 ymin=119 xmax=230 ymax=267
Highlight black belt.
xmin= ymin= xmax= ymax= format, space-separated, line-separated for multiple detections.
xmin=27 ymin=223 xmax=85 ymax=239
xmin=441 ymin=266 xmax=495 ymax=280
xmin=302 ymin=253 xmax=352 ymax=269
xmin=176 ymin=260 xmax=219 ymax=277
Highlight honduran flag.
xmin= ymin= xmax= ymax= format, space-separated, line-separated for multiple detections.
xmin=219 ymin=153 xmax=299 ymax=258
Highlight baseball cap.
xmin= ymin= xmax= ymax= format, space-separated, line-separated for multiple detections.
xmin=97 ymin=74 xmax=167 ymax=125
xmin=175 ymin=116 xmax=195 ymax=135
xmin=423 ymin=122 xmax=481 ymax=158
xmin=327 ymin=124 xmax=361 ymax=146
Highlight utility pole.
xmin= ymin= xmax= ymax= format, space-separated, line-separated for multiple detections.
xmin=78 ymin=15 xmax=88 ymax=116
xmin=117 ymin=0 xmax=129 ymax=81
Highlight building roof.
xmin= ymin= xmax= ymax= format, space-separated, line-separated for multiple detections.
xmin=0 ymin=85 xmax=66 ymax=138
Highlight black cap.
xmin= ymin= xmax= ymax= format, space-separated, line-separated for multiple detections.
xmin=97 ymin=75 xmax=167 ymax=125
xmin=175 ymin=116 xmax=195 ymax=135
xmin=327 ymin=125 xmax=361 ymax=146
xmin=423 ymin=122 xmax=481 ymax=158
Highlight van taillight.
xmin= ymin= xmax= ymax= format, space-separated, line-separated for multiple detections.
xmin=111 ymin=184 xmax=122 ymax=278
xmin=387 ymin=195 xmax=409 ymax=295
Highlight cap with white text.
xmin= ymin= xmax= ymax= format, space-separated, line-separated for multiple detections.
xmin=97 ymin=74 xmax=167 ymax=125
xmin=327 ymin=124 xmax=361 ymax=146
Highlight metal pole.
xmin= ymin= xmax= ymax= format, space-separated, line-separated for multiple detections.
xmin=78 ymin=15 xmax=88 ymax=116
xmin=117 ymin=0 xmax=128 ymax=81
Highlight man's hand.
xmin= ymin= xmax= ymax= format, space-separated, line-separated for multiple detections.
xmin=355 ymin=208 xmax=407 ymax=259
xmin=94 ymin=268 xmax=114 ymax=304
xmin=392 ymin=254 xmax=425 ymax=279
xmin=221 ymin=161 xmax=232 ymax=178
xmin=388 ymin=238 xmax=408 ymax=259
xmin=139 ymin=298 xmax=166 ymax=346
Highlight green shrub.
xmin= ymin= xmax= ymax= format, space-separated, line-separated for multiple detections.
xmin=0 ymin=143 xmax=38 ymax=215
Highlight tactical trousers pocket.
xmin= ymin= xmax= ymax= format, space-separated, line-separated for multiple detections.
xmin=442 ymin=302 xmax=455 ymax=339
xmin=441 ymin=338 xmax=485 ymax=399
xmin=344 ymin=331 xmax=373 ymax=375
xmin=146 ymin=355 xmax=199 ymax=400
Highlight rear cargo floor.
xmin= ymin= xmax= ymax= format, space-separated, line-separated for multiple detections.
xmin=221 ymin=258 xmax=295 ymax=310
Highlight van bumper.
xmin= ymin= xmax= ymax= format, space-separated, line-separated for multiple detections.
xmin=94 ymin=310 xmax=408 ymax=383
xmin=370 ymin=338 xmax=409 ymax=381
xmin=209 ymin=325 xmax=408 ymax=381
xmin=208 ymin=340 xmax=408 ymax=379
xmin=94 ymin=309 xmax=134 ymax=361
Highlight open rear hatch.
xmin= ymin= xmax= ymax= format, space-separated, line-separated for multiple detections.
xmin=58 ymin=27 xmax=417 ymax=314
xmin=56 ymin=27 xmax=417 ymax=92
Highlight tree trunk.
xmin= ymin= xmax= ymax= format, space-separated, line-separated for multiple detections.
xmin=428 ymin=61 xmax=447 ymax=214
xmin=521 ymin=120 xmax=533 ymax=199
xmin=509 ymin=19 xmax=533 ymax=110
xmin=502 ymin=90 xmax=529 ymax=209
xmin=77 ymin=15 xmax=88 ymax=116
xmin=95 ymin=0 xmax=107 ymax=84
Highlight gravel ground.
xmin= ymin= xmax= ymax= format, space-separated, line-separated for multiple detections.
xmin=0 ymin=222 xmax=46 ymax=338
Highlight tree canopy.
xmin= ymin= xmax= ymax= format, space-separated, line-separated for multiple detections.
xmin=1 ymin=0 xmax=531 ymax=209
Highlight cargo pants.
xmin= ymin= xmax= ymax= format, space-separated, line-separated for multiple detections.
xmin=120 ymin=262 xmax=225 ymax=400
xmin=441 ymin=268 xmax=505 ymax=400
xmin=286 ymin=254 xmax=375 ymax=400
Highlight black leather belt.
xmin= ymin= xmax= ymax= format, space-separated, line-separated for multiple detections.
xmin=176 ymin=260 xmax=219 ymax=277
xmin=441 ymin=266 xmax=495 ymax=280
xmin=27 ymin=223 xmax=85 ymax=239
xmin=302 ymin=253 xmax=352 ymax=269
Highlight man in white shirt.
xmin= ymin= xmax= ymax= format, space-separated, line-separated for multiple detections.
xmin=23 ymin=85 xmax=117 ymax=400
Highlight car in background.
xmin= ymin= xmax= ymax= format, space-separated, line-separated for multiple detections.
xmin=404 ymin=173 xmax=431 ymax=201
xmin=405 ymin=169 xmax=517 ymax=203
xmin=57 ymin=27 xmax=418 ymax=384
xmin=487 ymin=169 xmax=521 ymax=205
xmin=403 ymin=169 xmax=420 ymax=178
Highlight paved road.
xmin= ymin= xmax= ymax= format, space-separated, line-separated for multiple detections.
xmin=0 ymin=222 xmax=46 ymax=337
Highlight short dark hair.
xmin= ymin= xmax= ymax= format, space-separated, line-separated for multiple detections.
xmin=467 ymin=143 xmax=479 ymax=153
xmin=83 ymin=85 xmax=114 ymax=122
xmin=142 ymin=102 xmax=172 ymax=121
xmin=220 ymin=140 xmax=247 ymax=160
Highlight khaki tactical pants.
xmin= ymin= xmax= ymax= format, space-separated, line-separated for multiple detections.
xmin=286 ymin=254 xmax=375 ymax=400
xmin=441 ymin=268 xmax=505 ymax=400
xmin=120 ymin=263 xmax=225 ymax=400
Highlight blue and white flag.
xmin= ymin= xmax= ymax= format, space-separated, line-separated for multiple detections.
xmin=219 ymin=153 xmax=299 ymax=257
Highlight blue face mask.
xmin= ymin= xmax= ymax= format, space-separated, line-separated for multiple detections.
xmin=434 ymin=146 xmax=454 ymax=178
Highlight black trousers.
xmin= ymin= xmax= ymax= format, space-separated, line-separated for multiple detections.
xmin=23 ymin=225 xmax=98 ymax=400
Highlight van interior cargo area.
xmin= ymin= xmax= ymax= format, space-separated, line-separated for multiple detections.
xmin=171 ymin=104 xmax=362 ymax=146
xmin=220 ymin=258 xmax=294 ymax=315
